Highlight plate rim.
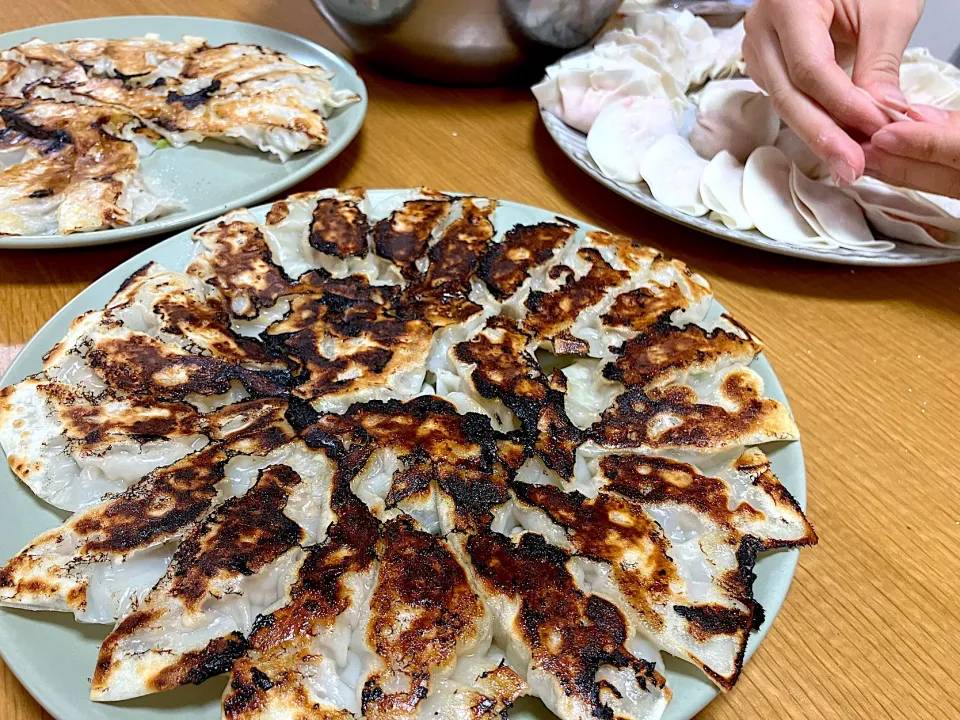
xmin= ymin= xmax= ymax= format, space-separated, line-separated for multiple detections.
xmin=537 ymin=95 xmax=960 ymax=267
xmin=0 ymin=190 xmax=806 ymax=720
xmin=0 ymin=15 xmax=368 ymax=250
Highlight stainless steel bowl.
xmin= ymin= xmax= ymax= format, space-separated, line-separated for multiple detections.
xmin=311 ymin=0 xmax=620 ymax=85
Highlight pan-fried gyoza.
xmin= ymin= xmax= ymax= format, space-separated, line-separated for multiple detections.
xmin=0 ymin=34 xmax=359 ymax=236
xmin=0 ymin=188 xmax=816 ymax=719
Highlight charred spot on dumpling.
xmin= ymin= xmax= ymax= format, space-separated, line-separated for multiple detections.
xmin=73 ymin=445 xmax=228 ymax=555
xmin=591 ymin=369 xmax=797 ymax=450
xmin=740 ymin=453 xmax=819 ymax=548
xmin=421 ymin=197 xmax=497 ymax=288
xmin=373 ymin=193 xmax=453 ymax=275
xmin=511 ymin=481 xmax=679 ymax=633
xmin=266 ymin=288 xmax=432 ymax=406
xmin=395 ymin=196 xmax=494 ymax=325
xmin=264 ymin=200 xmax=289 ymax=225
xmin=602 ymin=282 xmax=695 ymax=333
xmin=0 ymin=103 xmax=74 ymax=154
xmin=581 ymin=230 xmax=662 ymax=274
xmin=522 ymin=248 xmax=629 ymax=350
xmin=294 ymin=270 xmax=401 ymax=312
xmin=454 ymin=316 xmax=583 ymax=478
xmin=95 ymin=615 xmax=248 ymax=694
xmin=243 ymin=495 xmax=379 ymax=656
xmin=597 ymin=453 xmax=795 ymax=542
xmin=85 ymin=332 xmax=291 ymax=401
xmin=673 ymin=604 xmax=753 ymax=642
xmin=313 ymin=397 xmax=513 ymax=531
xmin=151 ymin=632 xmax=250 ymax=691
xmin=224 ymin=471 xmax=379 ymax=717
xmin=395 ymin=279 xmax=484 ymax=328
xmin=168 ymin=465 xmax=306 ymax=611
xmin=467 ymin=531 xmax=668 ymax=713
xmin=478 ymin=219 xmax=577 ymax=300
xmin=598 ymin=454 xmax=738 ymax=524
xmin=188 ymin=219 xmax=295 ymax=318
xmin=604 ymin=321 xmax=762 ymax=389
xmin=114 ymin=265 xmax=276 ymax=366
xmin=309 ymin=190 xmax=370 ymax=259
xmin=363 ymin=516 xmax=484 ymax=716
xmin=58 ymin=395 xmax=203 ymax=452
xmin=61 ymin=406 xmax=292 ymax=557
xmin=165 ymin=79 xmax=221 ymax=110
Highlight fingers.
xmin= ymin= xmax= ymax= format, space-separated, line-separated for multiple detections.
xmin=861 ymin=111 xmax=960 ymax=195
xmin=852 ymin=0 xmax=925 ymax=108
xmin=871 ymin=113 xmax=960 ymax=166
xmin=863 ymin=145 xmax=960 ymax=197
xmin=743 ymin=7 xmax=864 ymax=183
xmin=772 ymin=1 xmax=889 ymax=135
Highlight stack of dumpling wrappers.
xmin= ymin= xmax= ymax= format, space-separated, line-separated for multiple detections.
xmin=0 ymin=187 xmax=816 ymax=719
xmin=534 ymin=4 xmax=960 ymax=252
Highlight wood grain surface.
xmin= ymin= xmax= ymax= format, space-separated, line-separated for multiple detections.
xmin=1 ymin=1 xmax=958 ymax=718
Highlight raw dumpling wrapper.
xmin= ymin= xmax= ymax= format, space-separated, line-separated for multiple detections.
xmin=689 ymin=79 xmax=779 ymax=163
xmin=842 ymin=177 xmax=960 ymax=247
xmin=710 ymin=20 xmax=746 ymax=80
xmin=743 ymin=146 xmax=835 ymax=248
xmin=775 ymin=128 xmax=827 ymax=179
xmin=700 ymin=151 xmax=753 ymax=230
xmin=587 ymin=96 xmax=679 ymax=183
xmin=533 ymin=41 xmax=687 ymax=134
xmin=640 ymin=135 xmax=708 ymax=217
xmin=790 ymin=167 xmax=894 ymax=252
xmin=900 ymin=47 xmax=960 ymax=109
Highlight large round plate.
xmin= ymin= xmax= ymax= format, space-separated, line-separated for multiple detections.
xmin=0 ymin=191 xmax=807 ymax=720
xmin=540 ymin=106 xmax=960 ymax=266
xmin=0 ymin=16 xmax=367 ymax=250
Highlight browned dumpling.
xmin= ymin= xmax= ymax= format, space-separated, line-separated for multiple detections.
xmin=0 ymin=189 xmax=815 ymax=720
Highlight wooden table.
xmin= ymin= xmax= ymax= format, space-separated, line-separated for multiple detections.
xmin=1 ymin=1 xmax=958 ymax=719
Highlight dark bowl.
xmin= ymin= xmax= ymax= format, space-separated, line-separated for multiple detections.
xmin=311 ymin=0 xmax=620 ymax=85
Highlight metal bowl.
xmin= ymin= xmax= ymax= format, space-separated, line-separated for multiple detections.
xmin=311 ymin=0 xmax=620 ymax=85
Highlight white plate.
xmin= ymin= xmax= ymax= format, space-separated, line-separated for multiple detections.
xmin=540 ymin=107 xmax=960 ymax=266
xmin=0 ymin=191 xmax=807 ymax=720
xmin=0 ymin=16 xmax=367 ymax=250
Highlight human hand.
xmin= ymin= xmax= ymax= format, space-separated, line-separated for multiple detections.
xmin=742 ymin=0 xmax=924 ymax=184
xmin=863 ymin=106 xmax=960 ymax=198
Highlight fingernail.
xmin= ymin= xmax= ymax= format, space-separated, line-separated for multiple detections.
xmin=872 ymin=129 xmax=901 ymax=153
xmin=829 ymin=158 xmax=858 ymax=186
xmin=880 ymin=92 xmax=909 ymax=113
xmin=907 ymin=104 xmax=950 ymax=123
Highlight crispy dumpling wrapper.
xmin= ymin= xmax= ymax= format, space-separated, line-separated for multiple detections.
xmin=0 ymin=413 xmax=295 ymax=624
xmin=0 ymin=378 xmax=287 ymax=511
xmin=0 ymin=186 xmax=816 ymax=718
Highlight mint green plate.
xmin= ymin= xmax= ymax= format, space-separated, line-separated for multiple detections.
xmin=0 ymin=16 xmax=367 ymax=250
xmin=0 ymin=192 xmax=808 ymax=719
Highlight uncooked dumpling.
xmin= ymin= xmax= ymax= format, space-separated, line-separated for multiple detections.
xmin=900 ymin=47 xmax=960 ymax=109
xmin=775 ymin=128 xmax=826 ymax=179
xmin=669 ymin=9 xmax=719 ymax=86
xmin=700 ymin=151 xmax=753 ymax=230
xmin=710 ymin=21 xmax=746 ymax=80
xmin=587 ymin=97 xmax=679 ymax=183
xmin=617 ymin=8 xmax=718 ymax=88
xmin=533 ymin=64 xmax=668 ymax=134
xmin=842 ymin=176 xmax=960 ymax=247
xmin=743 ymin=146 xmax=835 ymax=248
xmin=689 ymin=79 xmax=780 ymax=162
xmin=640 ymin=135 xmax=708 ymax=216
xmin=790 ymin=167 xmax=894 ymax=251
